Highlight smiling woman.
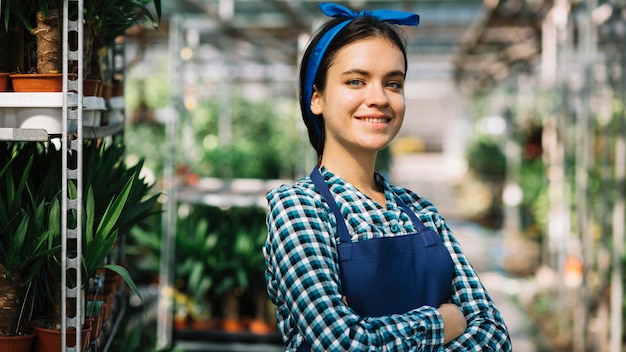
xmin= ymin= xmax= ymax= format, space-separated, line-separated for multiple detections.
xmin=310 ymin=36 xmax=406 ymax=184
xmin=263 ymin=3 xmax=512 ymax=351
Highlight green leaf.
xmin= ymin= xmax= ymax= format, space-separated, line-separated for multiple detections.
xmin=101 ymin=264 xmax=143 ymax=305
xmin=95 ymin=173 xmax=134 ymax=239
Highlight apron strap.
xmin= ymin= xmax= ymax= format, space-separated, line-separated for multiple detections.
xmin=395 ymin=196 xmax=427 ymax=230
xmin=310 ymin=167 xmax=352 ymax=244
xmin=311 ymin=167 xmax=433 ymax=245
xmin=395 ymin=196 xmax=439 ymax=247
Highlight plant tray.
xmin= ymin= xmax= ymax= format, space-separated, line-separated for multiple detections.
xmin=173 ymin=328 xmax=282 ymax=345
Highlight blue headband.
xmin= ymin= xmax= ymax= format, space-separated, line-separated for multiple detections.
xmin=303 ymin=2 xmax=420 ymax=142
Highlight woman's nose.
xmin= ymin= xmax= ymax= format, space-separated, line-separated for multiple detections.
xmin=367 ymin=83 xmax=390 ymax=107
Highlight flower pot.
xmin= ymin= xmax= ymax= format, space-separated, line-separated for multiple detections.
xmin=10 ymin=74 xmax=67 ymax=92
xmin=33 ymin=325 xmax=91 ymax=352
xmin=87 ymin=293 xmax=112 ymax=320
xmin=221 ymin=319 xmax=245 ymax=333
xmin=85 ymin=314 xmax=102 ymax=340
xmin=248 ymin=319 xmax=275 ymax=335
xmin=83 ymin=79 xmax=103 ymax=97
xmin=0 ymin=332 xmax=35 ymax=352
xmin=190 ymin=319 xmax=218 ymax=331
xmin=0 ymin=72 xmax=10 ymax=92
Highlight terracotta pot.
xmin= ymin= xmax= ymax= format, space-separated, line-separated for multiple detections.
xmin=0 ymin=72 xmax=10 ymax=92
xmin=102 ymin=84 xmax=113 ymax=99
xmin=0 ymin=332 xmax=35 ymax=352
xmin=33 ymin=325 xmax=91 ymax=352
xmin=87 ymin=293 xmax=113 ymax=320
xmin=9 ymin=74 xmax=67 ymax=92
xmin=248 ymin=319 xmax=275 ymax=334
xmin=221 ymin=319 xmax=245 ymax=333
xmin=85 ymin=314 xmax=102 ymax=340
xmin=190 ymin=319 xmax=218 ymax=331
xmin=83 ymin=79 xmax=103 ymax=97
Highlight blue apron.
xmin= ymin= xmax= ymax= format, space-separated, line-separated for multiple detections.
xmin=298 ymin=168 xmax=454 ymax=351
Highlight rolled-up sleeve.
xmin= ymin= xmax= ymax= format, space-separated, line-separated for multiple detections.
xmin=436 ymin=218 xmax=512 ymax=351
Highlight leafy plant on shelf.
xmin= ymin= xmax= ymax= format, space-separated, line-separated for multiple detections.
xmin=173 ymin=209 xmax=217 ymax=324
xmin=178 ymin=205 xmax=268 ymax=329
xmin=1 ymin=0 xmax=161 ymax=75
xmin=79 ymin=140 xmax=160 ymax=301
xmin=5 ymin=139 xmax=162 ymax=325
xmin=82 ymin=139 xmax=160 ymax=237
xmin=83 ymin=0 xmax=162 ymax=80
xmin=0 ymin=143 xmax=61 ymax=336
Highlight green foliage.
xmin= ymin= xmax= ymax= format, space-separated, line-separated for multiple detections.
xmin=1 ymin=139 xmax=158 ymax=320
xmin=188 ymin=96 xmax=302 ymax=179
xmin=0 ymin=142 xmax=60 ymax=283
xmin=127 ymin=204 xmax=268 ymax=316
xmin=84 ymin=0 xmax=162 ymax=47
xmin=174 ymin=205 xmax=267 ymax=320
xmin=465 ymin=136 xmax=507 ymax=182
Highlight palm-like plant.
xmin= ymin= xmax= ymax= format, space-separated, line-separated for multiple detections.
xmin=1 ymin=0 xmax=161 ymax=74
xmin=0 ymin=143 xmax=61 ymax=336
xmin=84 ymin=0 xmax=162 ymax=79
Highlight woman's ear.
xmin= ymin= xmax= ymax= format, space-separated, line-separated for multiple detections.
xmin=310 ymin=86 xmax=323 ymax=115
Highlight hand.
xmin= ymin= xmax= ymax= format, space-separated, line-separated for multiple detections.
xmin=437 ymin=303 xmax=467 ymax=344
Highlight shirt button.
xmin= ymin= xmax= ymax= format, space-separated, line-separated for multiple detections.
xmin=391 ymin=224 xmax=400 ymax=232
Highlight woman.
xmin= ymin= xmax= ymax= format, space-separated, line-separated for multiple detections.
xmin=263 ymin=3 xmax=512 ymax=351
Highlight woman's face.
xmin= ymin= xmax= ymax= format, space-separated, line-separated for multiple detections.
xmin=310 ymin=36 xmax=406 ymax=157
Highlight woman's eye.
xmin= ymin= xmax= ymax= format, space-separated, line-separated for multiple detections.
xmin=347 ymin=79 xmax=363 ymax=86
xmin=386 ymin=81 xmax=403 ymax=89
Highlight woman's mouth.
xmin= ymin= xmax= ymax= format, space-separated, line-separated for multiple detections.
xmin=360 ymin=117 xmax=389 ymax=123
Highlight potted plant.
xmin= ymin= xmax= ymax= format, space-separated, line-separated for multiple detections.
xmin=6 ymin=0 xmax=64 ymax=91
xmin=3 ymin=0 xmax=161 ymax=90
xmin=83 ymin=0 xmax=162 ymax=82
xmin=17 ymin=139 xmax=159 ymax=351
xmin=0 ymin=142 xmax=61 ymax=350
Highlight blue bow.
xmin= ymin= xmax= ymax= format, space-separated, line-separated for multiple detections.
xmin=304 ymin=3 xmax=419 ymax=143
xmin=319 ymin=2 xmax=419 ymax=26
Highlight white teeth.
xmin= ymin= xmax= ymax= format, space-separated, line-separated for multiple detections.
xmin=362 ymin=118 xmax=387 ymax=123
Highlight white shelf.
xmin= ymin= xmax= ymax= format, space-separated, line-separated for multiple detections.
xmin=0 ymin=92 xmax=80 ymax=107
xmin=0 ymin=94 xmax=121 ymax=139
xmin=177 ymin=177 xmax=291 ymax=208
xmin=0 ymin=128 xmax=49 ymax=141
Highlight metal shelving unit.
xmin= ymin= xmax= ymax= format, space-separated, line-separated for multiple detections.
xmin=155 ymin=15 xmax=285 ymax=351
xmin=0 ymin=1 xmax=127 ymax=350
xmin=61 ymin=1 xmax=84 ymax=350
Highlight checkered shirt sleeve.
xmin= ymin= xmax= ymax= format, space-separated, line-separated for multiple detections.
xmin=263 ymin=170 xmax=511 ymax=351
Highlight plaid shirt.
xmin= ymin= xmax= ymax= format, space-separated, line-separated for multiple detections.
xmin=264 ymin=168 xmax=511 ymax=351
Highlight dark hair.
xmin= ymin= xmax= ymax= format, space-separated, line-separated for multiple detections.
xmin=299 ymin=15 xmax=409 ymax=160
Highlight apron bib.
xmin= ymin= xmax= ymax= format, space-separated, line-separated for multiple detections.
xmin=297 ymin=168 xmax=454 ymax=351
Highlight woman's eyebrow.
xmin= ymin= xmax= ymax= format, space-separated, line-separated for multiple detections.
xmin=340 ymin=68 xmax=406 ymax=78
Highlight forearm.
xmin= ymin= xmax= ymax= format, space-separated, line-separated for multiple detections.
xmin=437 ymin=221 xmax=512 ymax=350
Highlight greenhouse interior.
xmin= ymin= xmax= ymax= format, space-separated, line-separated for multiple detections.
xmin=0 ymin=0 xmax=624 ymax=351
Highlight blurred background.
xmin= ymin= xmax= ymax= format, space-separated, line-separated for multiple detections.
xmin=111 ymin=0 xmax=625 ymax=351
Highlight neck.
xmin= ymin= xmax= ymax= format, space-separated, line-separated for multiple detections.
xmin=320 ymin=149 xmax=379 ymax=195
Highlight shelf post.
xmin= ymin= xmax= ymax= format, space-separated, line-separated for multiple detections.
xmin=62 ymin=0 xmax=84 ymax=351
